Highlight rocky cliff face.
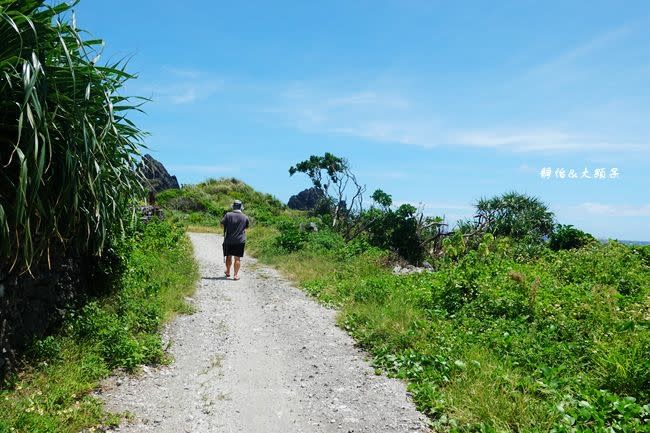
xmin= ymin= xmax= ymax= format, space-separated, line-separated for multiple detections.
xmin=287 ymin=187 xmax=325 ymax=211
xmin=138 ymin=154 xmax=179 ymax=193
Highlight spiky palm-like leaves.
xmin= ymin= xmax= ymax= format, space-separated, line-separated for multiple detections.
xmin=475 ymin=192 xmax=555 ymax=242
xmin=1 ymin=0 xmax=145 ymax=274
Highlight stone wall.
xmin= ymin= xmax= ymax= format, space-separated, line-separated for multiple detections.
xmin=0 ymin=253 xmax=93 ymax=377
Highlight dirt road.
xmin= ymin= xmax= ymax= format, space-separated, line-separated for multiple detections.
xmin=101 ymin=233 xmax=429 ymax=432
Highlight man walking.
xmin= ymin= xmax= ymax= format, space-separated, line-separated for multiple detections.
xmin=221 ymin=200 xmax=250 ymax=280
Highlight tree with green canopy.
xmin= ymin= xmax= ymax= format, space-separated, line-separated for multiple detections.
xmin=289 ymin=152 xmax=365 ymax=228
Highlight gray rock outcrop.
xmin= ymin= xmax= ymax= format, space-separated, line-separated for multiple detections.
xmin=288 ymin=187 xmax=325 ymax=211
xmin=138 ymin=154 xmax=179 ymax=193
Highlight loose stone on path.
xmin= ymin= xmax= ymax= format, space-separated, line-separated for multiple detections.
xmin=100 ymin=232 xmax=430 ymax=432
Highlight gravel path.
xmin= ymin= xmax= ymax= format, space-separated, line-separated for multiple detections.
xmin=101 ymin=233 xmax=430 ymax=432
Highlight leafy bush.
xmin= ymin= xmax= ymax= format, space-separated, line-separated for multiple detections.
xmin=158 ymin=178 xmax=287 ymax=228
xmin=0 ymin=0 xmax=144 ymax=274
xmin=27 ymin=336 xmax=62 ymax=362
xmin=554 ymin=389 xmax=649 ymax=432
xmin=253 ymin=222 xmax=650 ymax=431
xmin=306 ymin=229 xmax=346 ymax=252
xmin=634 ymin=245 xmax=650 ymax=267
xmin=475 ymin=192 xmax=555 ymax=243
xmin=275 ymin=220 xmax=309 ymax=252
xmin=550 ymin=224 xmax=596 ymax=251
xmin=0 ymin=219 xmax=198 ymax=431
xmin=361 ymin=190 xmax=445 ymax=264
xmin=365 ymin=203 xmax=426 ymax=264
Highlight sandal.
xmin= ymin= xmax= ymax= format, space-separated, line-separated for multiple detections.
xmin=224 ymin=271 xmax=230 ymax=278
xmin=233 ymin=275 xmax=240 ymax=281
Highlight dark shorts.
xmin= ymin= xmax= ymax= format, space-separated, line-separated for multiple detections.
xmin=223 ymin=242 xmax=245 ymax=258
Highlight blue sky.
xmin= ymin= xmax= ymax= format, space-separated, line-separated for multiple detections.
xmin=73 ymin=0 xmax=649 ymax=240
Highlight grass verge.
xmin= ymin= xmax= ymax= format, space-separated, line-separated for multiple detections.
xmin=247 ymin=227 xmax=650 ymax=432
xmin=0 ymin=220 xmax=198 ymax=433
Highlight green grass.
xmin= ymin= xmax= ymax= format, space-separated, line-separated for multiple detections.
xmin=158 ymin=177 xmax=650 ymax=432
xmin=158 ymin=177 xmax=289 ymax=229
xmin=248 ymin=228 xmax=650 ymax=432
xmin=0 ymin=220 xmax=198 ymax=433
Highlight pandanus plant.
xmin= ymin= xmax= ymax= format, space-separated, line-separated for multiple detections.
xmin=0 ymin=0 xmax=145 ymax=275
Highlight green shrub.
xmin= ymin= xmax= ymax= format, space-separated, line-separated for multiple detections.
xmin=367 ymin=204 xmax=425 ymax=263
xmin=550 ymin=224 xmax=596 ymax=251
xmin=551 ymin=241 xmax=647 ymax=298
xmin=474 ymin=192 xmax=555 ymax=243
xmin=305 ymin=229 xmax=345 ymax=252
xmin=157 ymin=178 xmax=287 ymax=229
xmin=254 ymin=222 xmax=650 ymax=432
xmin=0 ymin=219 xmax=198 ymax=431
xmin=275 ymin=220 xmax=309 ymax=252
xmin=553 ymin=389 xmax=649 ymax=432
xmin=0 ymin=0 xmax=145 ymax=274
xmin=27 ymin=336 xmax=62 ymax=362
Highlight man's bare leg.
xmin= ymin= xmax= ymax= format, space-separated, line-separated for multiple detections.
xmin=234 ymin=257 xmax=241 ymax=279
xmin=225 ymin=255 xmax=232 ymax=277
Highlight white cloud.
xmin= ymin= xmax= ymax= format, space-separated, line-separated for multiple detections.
xmin=359 ymin=169 xmax=411 ymax=180
xmin=324 ymin=91 xmax=410 ymax=109
xmin=255 ymin=22 xmax=649 ymax=155
xmin=451 ymin=129 xmax=646 ymax=153
xmin=571 ymin=202 xmax=650 ymax=217
xmin=517 ymin=164 xmax=537 ymax=174
xmin=524 ymin=24 xmax=633 ymax=80
xmin=168 ymin=164 xmax=239 ymax=175
xmin=263 ymin=86 xmax=446 ymax=146
xmin=265 ymin=87 xmax=648 ymax=152
xmin=138 ymin=68 xmax=224 ymax=105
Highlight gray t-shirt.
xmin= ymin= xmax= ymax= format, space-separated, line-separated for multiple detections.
xmin=221 ymin=210 xmax=250 ymax=244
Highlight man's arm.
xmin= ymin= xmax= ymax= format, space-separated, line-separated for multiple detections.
xmin=221 ymin=214 xmax=228 ymax=236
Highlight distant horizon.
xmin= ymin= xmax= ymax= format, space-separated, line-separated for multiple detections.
xmin=607 ymin=239 xmax=650 ymax=246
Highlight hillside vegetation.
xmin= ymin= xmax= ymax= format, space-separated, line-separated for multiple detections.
xmin=159 ymin=177 xmax=289 ymax=228
xmin=166 ymin=177 xmax=650 ymax=432
xmin=0 ymin=0 xmax=144 ymax=275
xmin=0 ymin=220 xmax=198 ymax=432
xmin=1 ymin=2 xmax=198 ymax=432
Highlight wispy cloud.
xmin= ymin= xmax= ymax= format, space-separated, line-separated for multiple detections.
xmin=359 ymin=169 xmax=411 ymax=181
xmin=263 ymin=86 xmax=445 ymax=146
xmin=263 ymin=86 xmax=647 ymax=153
xmin=254 ymin=23 xmax=650 ymax=155
xmin=517 ymin=164 xmax=537 ymax=174
xmin=571 ymin=202 xmax=650 ymax=217
xmin=138 ymin=68 xmax=223 ymax=105
xmin=451 ymin=129 xmax=646 ymax=153
xmin=523 ymin=24 xmax=633 ymax=80
xmin=168 ymin=164 xmax=239 ymax=175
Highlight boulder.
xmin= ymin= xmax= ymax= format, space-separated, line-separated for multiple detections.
xmin=139 ymin=205 xmax=165 ymax=222
xmin=138 ymin=154 xmax=179 ymax=193
xmin=288 ymin=187 xmax=325 ymax=211
xmin=299 ymin=222 xmax=319 ymax=232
